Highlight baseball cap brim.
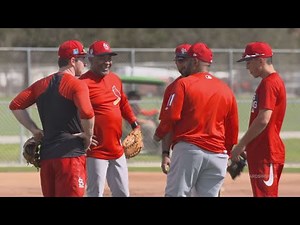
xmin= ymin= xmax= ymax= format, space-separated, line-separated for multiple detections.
xmin=237 ymin=55 xmax=258 ymax=62
xmin=176 ymin=53 xmax=189 ymax=58
xmin=93 ymin=52 xmax=118 ymax=57
xmin=76 ymin=52 xmax=87 ymax=57
xmin=237 ymin=58 xmax=249 ymax=62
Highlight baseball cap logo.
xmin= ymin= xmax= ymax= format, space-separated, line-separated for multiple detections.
xmin=73 ymin=48 xmax=79 ymax=55
xmin=180 ymin=48 xmax=187 ymax=54
xmin=103 ymin=43 xmax=110 ymax=50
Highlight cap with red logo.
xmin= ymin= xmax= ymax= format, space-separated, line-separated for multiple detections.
xmin=88 ymin=40 xmax=117 ymax=57
xmin=175 ymin=43 xmax=191 ymax=59
xmin=58 ymin=40 xmax=87 ymax=59
xmin=237 ymin=42 xmax=273 ymax=62
xmin=187 ymin=42 xmax=213 ymax=64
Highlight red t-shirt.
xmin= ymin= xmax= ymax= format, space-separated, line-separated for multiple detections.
xmin=246 ymin=72 xmax=286 ymax=164
xmin=155 ymin=72 xmax=239 ymax=154
xmin=80 ymin=71 xmax=137 ymax=160
xmin=159 ymin=76 xmax=182 ymax=120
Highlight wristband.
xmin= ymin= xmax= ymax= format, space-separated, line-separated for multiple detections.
xmin=131 ymin=121 xmax=139 ymax=130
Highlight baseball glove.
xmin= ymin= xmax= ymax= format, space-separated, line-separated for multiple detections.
xmin=122 ymin=128 xmax=144 ymax=159
xmin=227 ymin=155 xmax=247 ymax=180
xmin=23 ymin=137 xmax=41 ymax=170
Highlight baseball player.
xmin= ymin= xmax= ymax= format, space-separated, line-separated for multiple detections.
xmin=156 ymin=43 xmax=191 ymax=174
xmin=79 ymin=40 xmax=140 ymax=197
xmin=154 ymin=42 xmax=239 ymax=197
xmin=231 ymin=42 xmax=287 ymax=197
xmin=9 ymin=40 xmax=95 ymax=197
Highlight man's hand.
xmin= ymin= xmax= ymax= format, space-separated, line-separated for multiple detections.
xmin=161 ymin=153 xmax=171 ymax=174
xmin=230 ymin=144 xmax=246 ymax=162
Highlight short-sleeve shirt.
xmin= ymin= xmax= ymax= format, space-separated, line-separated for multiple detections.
xmin=246 ymin=72 xmax=286 ymax=164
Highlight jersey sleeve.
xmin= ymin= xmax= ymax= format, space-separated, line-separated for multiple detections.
xmin=67 ymin=77 xmax=95 ymax=119
xmin=9 ymin=77 xmax=51 ymax=110
xmin=159 ymin=78 xmax=180 ymax=120
xmin=159 ymin=85 xmax=172 ymax=120
xmin=155 ymin=80 xmax=185 ymax=139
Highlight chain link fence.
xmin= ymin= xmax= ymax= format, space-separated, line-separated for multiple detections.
xmin=0 ymin=47 xmax=300 ymax=166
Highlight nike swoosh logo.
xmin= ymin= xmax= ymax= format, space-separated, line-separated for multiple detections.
xmin=263 ymin=163 xmax=274 ymax=187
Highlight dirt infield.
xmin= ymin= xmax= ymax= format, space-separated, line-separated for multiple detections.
xmin=0 ymin=171 xmax=299 ymax=197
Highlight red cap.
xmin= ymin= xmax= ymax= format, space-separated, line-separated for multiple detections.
xmin=88 ymin=40 xmax=117 ymax=56
xmin=237 ymin=42 xmax=273 ymax=62
xmin=58 ymin=40 xmax=87 ymax=59
xmin=187 ymin=42 xmax=213 ymax=64
xmin=175 ymin=43 xmax=191 ymax=59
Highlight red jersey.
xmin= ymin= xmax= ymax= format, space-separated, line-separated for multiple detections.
xmin=246 ymin=72 xmax=286 ymax=164
xmin=159 ymin=76 xmax=182 ymax=120
xmin=155 ymin=72 xmax=239 ymax=154
xmin=9 ymin=73 xmax=94 ymax=159
xmin=79 ymin=71 xmax=137 ymax=160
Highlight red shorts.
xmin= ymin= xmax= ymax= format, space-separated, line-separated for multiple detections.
xmin=248 ymin=162 xmax=284 ymax=197
xmin=40 ymin=155 xmax=86 ymax=197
